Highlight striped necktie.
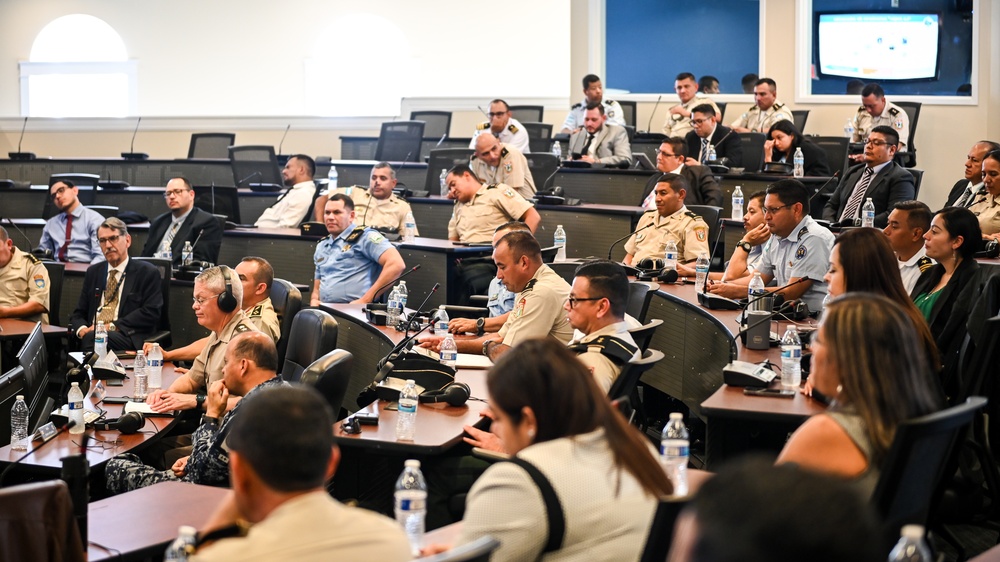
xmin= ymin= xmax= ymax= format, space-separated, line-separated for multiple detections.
xmin=840 ymin=167 xmax=875 ymax=222
xmin=159 ymin=221 xmax=180 ymax=254
xmin=954 ymin=186 xmax=976 ymax=208
xmin=97 ymin=270 xmax=120 ymax=324
xmin=700 ymin=138 xmax=710 ymax=164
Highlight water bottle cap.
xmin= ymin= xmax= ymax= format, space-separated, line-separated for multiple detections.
xmin=16 ymin=394 xmax=24 ymax=400
xmin=405 ymin=459 xmax=421 ymax=468
xmin=405 ymin=379 xmax=415 ymax=385
xmin=669 ymin=412 xmax=683 ymax=420
xmin=901 ymin=524 xmax=925 ymax=538
xmin=71 ymin=382 xmax=79 ymax=387
xmin=439 ymin=305 xmax=446 ymax=310
xmin=178 ymin=525 xmax=198 ymax=535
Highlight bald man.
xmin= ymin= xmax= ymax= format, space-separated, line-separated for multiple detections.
xmin=470 ymin=135 xmax=537 ymax=199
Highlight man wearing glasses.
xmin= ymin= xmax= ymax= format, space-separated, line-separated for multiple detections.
xmin=822 ymin=125 xmax=915 ymax=228
xmin=469 ymin=99 xmax=529 ymax=154
xmin=640 ymin=138 xmax=723 ymax=208
xmin=68 ymin=218 xmax=163 ymax=351
xmin=708 ymin=180 xmax=833 ymax=312
xmin=684 ymin=105 xmax=743 ymax=168
xmin=38 ymin=179 xmax=104 ymax=263
xmin=141 ymin=177 xmax=223 ymax=267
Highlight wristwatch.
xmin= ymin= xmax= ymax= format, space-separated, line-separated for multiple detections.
xmin=476 ymin=317 xmax=486 ymax=336
xmin=482 ymin=339 xmax=495 ymax=357
xmin=737 ymin=241 xmax=753 ymax=253
xmin=195 ymin=393 xmax=206 ymax=410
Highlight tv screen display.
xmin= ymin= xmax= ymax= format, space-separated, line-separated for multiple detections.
xmin=817 ymin=13 xmax=940 ymax=81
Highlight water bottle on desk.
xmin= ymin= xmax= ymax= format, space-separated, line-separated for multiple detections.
xmin=396 ymin=380 xmax=419 ymax=441
xmin=387 ymin=287 xmax=401 ymax=328
xmin=661 ymin=412 xmax=689 ymax=496
xmin=440 ymin=333 xmax=458 ymax=369
xmin=147 ymin=343 xmax=163 ymax=389
xmin=164 ymin=525 xmax=198 ymax=561
xmin=181 ymin=241 xmax=193 ymax=266
xmin=10 ymin=395 xmax=28 ymax=451
xmin=663 ymin=240 xmax=678 ymax=272
xmin=327 ymin=165 xmax=338 ymax=189
xmin=780 ymin=326 xmax=802 ymax=389
xmin=433 ymin=305 xmax=449 ymax=336
xmin=793 ymin=147 xmax=804 ymax=178
xmin=731 ymin=185 xmax=743 ymax=220
xmin=553 ymin=224 xmax=567 ymax=261
xmin=94 ymin=320 xmax=108 ymax=360
xmin=861 ymin=198 xmax=876 ymax=228
xmin=134 ymin=350 xmax=148 ymax=401
xmin=395 ymin=459 xmax=428 ymax=556
xmin=888 ymin=525 xmax=932 ymax=562
xmin=706 ymin=144 xmax=717 ymax=162
xmin=747 ymin=271 xmax=767 ymax=311
xmin=552 ymin=140 xmax=562 ymax=160
xmin=403 ymin=212 xmax=416 ymax=242
xmin=844 ymin=119 xmax=855 ymax=139
xmin=439 ymin=169 xmax=448 ymax=196
xmin=68 ymin=382 xmax=85 ymax=434
xmin=694 ymin=253 xmax=710 ymax=294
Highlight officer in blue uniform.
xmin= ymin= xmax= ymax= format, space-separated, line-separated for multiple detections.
xmin=310 ymin=194 xmax=406 ymax=305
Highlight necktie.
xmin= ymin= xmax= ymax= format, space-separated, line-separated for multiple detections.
xmin=840 ymin=167 xmax=875 ymax=222
xmin=581 ymin=133 xmax=595 ymax=156
xmin=700 ymin=138 xmax=710 ymax=164
xmin=59 ymin=213 xmax=73 ymax=261
xmin=97 ymin=270 xmax=120 ymax=324
xmin=955 ymin=186 xmax=975 ymax=208
xmin=159 ymin=221 xmax=180 ymax=254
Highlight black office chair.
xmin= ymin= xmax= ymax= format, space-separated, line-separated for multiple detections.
xmin=281 ymin=309 xmax=338 ymax=382
xmin=895 ymin=101 xmax=922 ymax=168
xmin=374 ymin=121 xmax=424 ymax=163
xmin=619 ymin=101 xmax=637 ymax=128
xmin=270 ymin=278 xmax=302 ymax=368
xmin=424 ymin=148 xmax=475 ymax=194
xmin=43 ymin=174 xmax=99 ymax=219
xmin=86 ymin=205 xmax=118 ymax=218
xmin=686 ymin=204 xmax=723 ymax=270
xmin=812 ymin=136 xmax=851 ymax=177
xmin=41 ymin=262 xmax=64 ymax=326
xmin=509 ymin=105 xmax=544 ymax=123
xmin=187 ymin=133 xmax=235 ymax=159
xmin=548 ymin=262 xmax=577 ymax=285
xmin=737 ymin=132 xmax=766 ymax=173
xmin=409 ymin=111 xmax=452 ymax=140
xmin=715 ymin=101 xmax=727 ymax=122
xmin=628 ymin=319 xmax=663 ymax=353
xmin=298 ymin=349 xmax=353 ymax=420
xmin=791 ymin=110 xmax=809 ymax=133
xmin=0 ymin=480 xmax=84 ymax=562
xmin=522 ymin=122 xmax=553 ymax=154
xmin=608 ymin=349 xmax=664 ymax=427
xmin=539 ymin=245 xmax=559 ymax=264
xmin=525 ymin=153 xmax=560 ymax=190
xmin=133 ymin=257 xmax=172 ymax=347
xmin=626 ymin=281 xmax=657 ymax=323
xmin=640 ymin=497 xmax=691 ymax=562
xmin=906 ymin=168 xmax=924 ymax=199
xmin=624 ymin=125 xmax=637 ymax=143
xmin=228 ymin=145 xmax=283 ymax=189
xmin=417 ymin=536 xmax=500 ymax=562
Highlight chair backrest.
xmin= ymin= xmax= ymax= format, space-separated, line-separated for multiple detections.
xmin=737 ymin=132 xmax=766 ymax=172
xmin=624 ymin=125 xmax=637 ymax=143
xmin=640 ymin=497 xmax=690 ymax=562
xmin=714 ymin=101 xmax=727 ymax=122
xmin=872 ymin=396 xmax=986 ymax=539
xmin=228 ymin=145 xmax=283 ymax=188
xmin=132 ymin=256 xmax=172 ymax=335
xmin=86 ymin=205 xmax=119 ymax=218
xmin=269 ymin=278 xmax=302 ymax=368
xmin=686 ymin=204 xmax=723 ymax=265
xmin=188 ymin=133 xmax=235 ymax=159
xmin=43 ymin=174 xmax=99 ymax=219
xmin=791 ymin=110 xmax=809 ymax=133
xmin=424 ymin=148 xmax=475 ymax=193
xmin=894 ymin=101 xmax=921 ymax=153
xmin=0 ymin=480 xmax=85 ymax=562
xmin=811 ymin=136 xmax=851 ymax=177
xmin=619 ymin=100 xmax=637 ymax=127
xmin=539 ymin=245 xmax=559 ymax=264
xmin=522 ymin=122 xmax=553 ymax=153
xmin=509 ymin=105 xmax=544 ymax=123
xmin=608 ymin=348 xmax=664 ymax=402
xmin=298 ymin=348 xmax=353 ymax=420
xmin=281 ymin=309 xmax=338 ymax=382
xmin=524 ymin=153 xmax=560 ymax=190
xmin=906 ymin=168 xmax=924 ymax=198
xmin=418 ymin=535 xmax=501 ymax=562
xmin=374 ymin=121 xmax=424 ymax=163
xmin=41 ymin=261 xmax=64 ymax=326
xmin=628 ymin=318 xmax=663 ymax=353
xmin=626 ymin=281 xmax=657 ymax=322
xmin=409 ymin=111 xmax=452 ymax=140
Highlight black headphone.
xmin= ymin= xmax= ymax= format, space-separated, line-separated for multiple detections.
xmin=419 ymin=382 xmax=471 ymax=407
xmin=93 ymin=412 xmax=145 ymax=434
xmin=217 ymin=266 xmax=238 ymax=312
xmin=635 ymin=258 xmax=680 ymax=283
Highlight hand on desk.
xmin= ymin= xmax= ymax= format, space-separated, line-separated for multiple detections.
xmin=462 ymin=408 xmax=505 ymax=453
xmin=421 ymin=544 xmax=452 ymax=557
xmin=171 ymin=456 xmax=189 ymax=478
xmin=449 ymin=318 xmax=477 ymax=335
xmin=801 ymin=378 xmax=815 ymax=397
xmin=147 ymin=389 xmax=196 ymax=412
xmin=419 ymin=336 xmax=443 ymax=353
xmin=578 ymin=155 xmax=597 ymax=164
xmin=706 ymin=280 xmax=750 ymax=300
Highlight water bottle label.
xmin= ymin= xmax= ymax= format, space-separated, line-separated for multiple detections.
xmin=440 ymin=351 xmax=457 ymax=363
xmin=435 ymin=321 xmax=448 ymax=333
xmin=69 ymin=400 xmax=83 ymax=411
xmin=664 ymin=251 xmax=677 ymax=261
xmin=661 ymin=440 xmax=689 ymax=457
xmin=395 ymin=492 xmax=427 ymax=511
xmin=696 ymin=266 xmax=709 ymax=274
xmin=148 ymin=359 xmax=161 ymax=367
xmin=781 ymin=346 xmax=801 ymax=359
xmin=398 ymin=398 xmax=418 ymax=414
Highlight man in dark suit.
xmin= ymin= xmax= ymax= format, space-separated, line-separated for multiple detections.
xmin=568 ymin=102 xmax=633 ymax=168
xmin=141 ymin=177 xmax=222 ymax=267
xmin=822 ymin=125 xmax=915 ymax=228
xmin=70 ymin=218 xmax=163 ymax=352
xmin=944 ymin=140 xmax=1000 ymax=208
xmin=640 ymin=137 xmax=723 ymax=208
xmin=684 ymin=104 xmax=742 ymax=168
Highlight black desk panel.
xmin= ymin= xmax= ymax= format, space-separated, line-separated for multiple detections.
xmin=328 ymin=160 xmax=428 ymax=190
xmin=715 ymin=174 xmax=835 ymax=219
xmin=0 ymin=158 xmax=233 ymax=187
xmin=552 ymin=169 xmax=656 ymax=206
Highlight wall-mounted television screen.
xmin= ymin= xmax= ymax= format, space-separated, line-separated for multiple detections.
xmin=816 ymin=13 xmax=940 ymax=81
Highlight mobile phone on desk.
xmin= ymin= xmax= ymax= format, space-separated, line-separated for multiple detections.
xmin=743 ymin=388 xmax=795 ymax=398
xmin=102 ymin=396 xmax=131 ymax=404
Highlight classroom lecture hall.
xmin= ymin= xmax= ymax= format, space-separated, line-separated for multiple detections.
xmin=2 ymin=1 xmax=1000 ymax=561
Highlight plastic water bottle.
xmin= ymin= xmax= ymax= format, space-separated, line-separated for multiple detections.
xmin=397 ymin=281 xmax=409 ymax=310
xmin=68 ymin=382 xmax=85 ymax=434
xmin=327 ymin=165 xmax=338 ymax=189
xmin=748 ymin=271 xmax=767 ymax=312
xmin=661 ymin=412 xmax=689 ymax=496
xmin=861 ymin=197 xmax=876 ymax=228
xmin=731 ymin=185 xmax=743 ymax=220
xmin=182 ymin=241 xmax=193 ymax=266
xmin=10 ymin=395 xmax=29 ymax=451
xmin=164 ymin=525 xmax=198 ymax=561
xmin=793 ymin=147 xmax=805 ymax=178
xmin=433 ymin=305 xmax=449 ymax=336
xmin=553 ymin=224 xmax=567 ymax=261
xmin=440 ymin=333 xmax=458 ymax=369
xmin=694 ymin=253 xmax=710 ymax=294
xmin=439 ymin=169 xmax=448 ymax=195
xmin=780 ymin=326 xmax=802 ymax=389
xmin=396 ymin=379 xmax=419 ymax=441
xmin=844 ymin=118 xmax=856 ymax=139
xmin=147 ymin=343 xmax=163 ymax=389
xmin=663 ymin=240 xmax=678 ymax=271
xmin=94 ymin=320 xmax=108 ymax=359
xmin=888 ymin=525 xmax=932 ymax=562
xmin=387 ymin=287 xmax=401 ymax=328
xmin=133 ymin=350 xmax=148 ymax=402
xmin=706 ymin=143 xmax=717 ymax=162
xmin=395 ymin=459 xmax=428 ymax=556
xmin=403 ymin=211 xmax=416 ymax=242
xmin=552 ymin=140 xmax=562 ymax=159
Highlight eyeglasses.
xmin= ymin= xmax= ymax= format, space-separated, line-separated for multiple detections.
xmin=163 ymin=189 xmax=191 ymax=198
xmin=690 ymin=117 xmax=712 ymax=126
xmin=97 ymin=234 xmax=122 ymax=245
xmin=864 ymin=138 xmax=891 ymax=147
xmin=50 ymin=186 xmax=70 ymax=199
xmin=762 ymin=204 xmax=792 ymax=215
xmin=487 ymin=111 xmax=508 ymax=118
xmin=657 ymin=150 xmax=679 ymax=158
xmin=192 ymin=293 xmax=224 ymax=307
xmin=567 ymin=296 xmax=604 ymax=308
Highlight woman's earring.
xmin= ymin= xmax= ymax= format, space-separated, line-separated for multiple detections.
xmin=836 ymin=384 xmax=843 ymax=395
xmin=527 ymin=428 xmax=536 ymax=439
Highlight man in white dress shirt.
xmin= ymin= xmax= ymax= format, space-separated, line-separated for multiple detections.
xmin=254 ymin=154 xmax=317 ymax=229
xmin=883 ymin=200 xmax=934 ymax=293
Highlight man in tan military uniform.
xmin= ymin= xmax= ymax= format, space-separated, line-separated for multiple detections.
xmin=313 ymin=163 xmax=419 ymax=236
xmin=236 ymin=257 xmax=280 ymax=342
xmin=146 ymin=266 xmax=259 ymax=414
xmin=851 ymin=83 xmax=910 ymax=151
xmin=731 ymin=78 xmax=792 ymax=134
xmin=970 ymin=193 xmax=1000 ymax=241
xmin=662 ymin=72 xmax=722 ymax=138
xmin=469 ymin=99 xmax=529 ymax=154
xmin=623 ymin=173 xmax=710 ymax=276
xmin=470 ymin=135 xmax=537 ymax=199
xmin=419 ymin=231 xmax=572 ymax=360
xmin=445 ymin=164 xmax=541 ymax=243
xmin=0 ymin=227 xmax=50 ymax=323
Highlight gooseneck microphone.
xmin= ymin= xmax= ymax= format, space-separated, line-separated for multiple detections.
xmin=1 ymin=216 xmax=45 ymax=256
xmin=236 ymin=170 xmax=262 ymax=189
xmin=607 ymin=222 xmax=656 ymax=260
xmin=278 ymin=124 xmax=291 ymax=155
xmin=121 ymin=117 xmax=149 ymax=160
xmin=9 ymin=116 xmax=36 ymax=160
xmin=645 ymin=95 xmax=663 ymax=133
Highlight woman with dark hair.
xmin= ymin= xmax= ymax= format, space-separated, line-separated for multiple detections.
xmin=969 ymin=149 xmax=1000 ymax=239
xmin=763 ymin=120 xmax=832 ymax=177
xmin=450 ymin=338 xmax=672 ymax=561
xmin=778 ymin=293 xmax=942 ymax=497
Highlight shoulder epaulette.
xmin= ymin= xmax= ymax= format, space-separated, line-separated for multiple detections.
xmin=888 ymin=107 xmax=900 ymax=116
xmin=485 ymin=184 xmax=499 ymax=190
xmin=522 ymin=278 xmax=538 ymax=293
xmin=798 ymin=226 xmax=810 ymax=237
xmin=773 ymin=101 xmax=785 ymax=109
xmin=234 ymin=322 xmax=253 ymax=334
xmin=344 ymin=226 xmax=366 ymax=244
xmin=249 ymin=304 xmax=263 ymax=317
xmin=605 ymin=99 xmax=616 ymax=105
xmin=569 ymin=335 xmax=638 ymax=366
xmin=476 ymin=121 xmax=490 ymax=131
xmin=571 ymin=102 xmax=582 ymax=110
xmin=26 ymin=253 xmax=40 ymax=265
xmin=507 ymin=124 xmax=519 ymax=134
xmin=917 ymin=256 xmax=934 ymax=272
xmin=858 ymin=105 xmax=866 ymax=112
xmin=500 ymin=147 xmax=509 ymax=158
xmin=685 ymin=211 xmax=699 ymax=219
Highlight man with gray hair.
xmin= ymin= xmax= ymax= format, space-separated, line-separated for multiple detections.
xmin=68 ymin=217 xmax=163 ymax=351
xmin=147 ymin=265 xmax=259 ymax=413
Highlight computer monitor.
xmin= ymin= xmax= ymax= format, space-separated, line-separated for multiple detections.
xmin=193 ymin=184 xmax=242 ymax=224
xmin=15 ymin=322 xmax=51 ymax=433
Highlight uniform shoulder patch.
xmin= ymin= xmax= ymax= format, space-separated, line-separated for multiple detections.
xmin=795 ymin=244 xmax=807 ymax=259
xmin=476 ymin=121 xmax=490 ymax=130
xmin=917 ymin=256 xmax=934 ymax=272
xmin=507 ymin=124 xmax=519 ymax=134
xmin=367 ymin=231 xmax=386 ymax=244
xmin=503 ymin=188 xmax=516 ymax=198
xmin=33 ymin=274 xmax=46 ymax=289
xmin=693 ymin=224 xmax=708 ymax=242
